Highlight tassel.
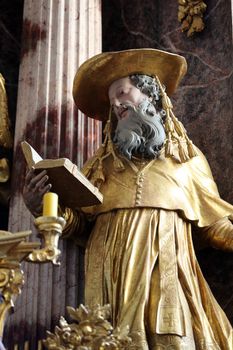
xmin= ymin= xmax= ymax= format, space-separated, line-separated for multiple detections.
xmin=155 ymin=74 xmax=198 ymax=163
xmin=178 ymin=140 xmax=190 ymax=162
xmin=173 ymin=119 xmax=185 ymax=137
xmin=82 ymin=105 xmax=127 ymax=184
xmin=165 ymin=114 xmax=174 ymax=133
xmin=106 ymin=137 xmax=125 ymax=172
xmin=187 ymin=139 xmax=198 ymax=158
xmin=162 ymin=94 xmax=173 ymax=110
xmin=165 ymin=135 xmax=175 ymax=157
xmin=83 ymin=164 xmax=93 ymax=178
xmin=82 ymin=145 xmax=106 ymax=178
xmin=113 ymin=157 xmax=125 ymax=172
xmin=92 ymin=161 xmax=105 ymax=187
xmin=170 ymin=111 xmax=186 ymax=136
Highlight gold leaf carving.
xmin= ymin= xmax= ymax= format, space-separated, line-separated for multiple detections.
xmin=0 ymin=230 xmax=38 ymax=337
xmin=0 ymin=158 xmax=10 ymax=183
xmin=44 ymin=304 xmax=133 ymax=349
xmin=178 ymin=0 xmax=207 ymax=37
xmin=0 ymin=74 xmax=13 ymax=149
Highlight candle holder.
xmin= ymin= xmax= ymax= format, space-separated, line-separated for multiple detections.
xmin=27 ymin=216 xmax=66 ymax=265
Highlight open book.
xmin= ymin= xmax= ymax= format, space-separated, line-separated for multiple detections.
xmin=21 ymin=141 xmax=103 ymax=208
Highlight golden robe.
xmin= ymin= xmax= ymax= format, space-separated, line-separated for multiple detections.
xmin=64 ymin=147 xmax=233 ymax=350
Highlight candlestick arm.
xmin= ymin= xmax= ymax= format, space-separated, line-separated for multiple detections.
xmin=26 ymin=216 xmax=66 ymax=265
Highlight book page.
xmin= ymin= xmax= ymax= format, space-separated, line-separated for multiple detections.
xmin=21 ymin=141 xmax=43 ymax=167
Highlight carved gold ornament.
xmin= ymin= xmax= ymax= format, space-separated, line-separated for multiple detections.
xmin=44 ymin=304 xmax=133 ymax=349
xmin=0 ymin=74 xmax=13 ymax=186
xmin=0 ymin=158 xmax=10 ymax=183
xmin=178 ymin=0 xmax=207 ymax=37
xmin=0 ymin=230 xmax=40 ymax=336
xmin=27 ymin=215 xmax=66 ymax=265
xmin=0 ymin=74 xmax=13 ymax=149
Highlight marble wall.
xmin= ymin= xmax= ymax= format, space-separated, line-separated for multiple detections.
xmin=102 ymin=0 xmax=233 ymax=323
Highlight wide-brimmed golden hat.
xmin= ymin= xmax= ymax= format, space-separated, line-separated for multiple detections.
xmin=73 ymin=48 xmax=187 ymax=121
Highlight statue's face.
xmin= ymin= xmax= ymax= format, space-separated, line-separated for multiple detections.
xmin=108 ymin=76 xmax=166 ymax=160
xmin=108 ymin=77 xmax=148 ymax=120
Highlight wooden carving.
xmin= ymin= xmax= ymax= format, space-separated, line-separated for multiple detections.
xmin=0 ymin=74 xmax=13 ymax=150
xmin=0 ymin=230 xmax=40 ymax=337
xmin=178 ymin=0 xmax=207 ymax=37
xmin=44 ymin=304 xmax=133 ymax=350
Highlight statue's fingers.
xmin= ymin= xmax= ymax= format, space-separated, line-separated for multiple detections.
xmin=39 ymin=183 xmax=52 ymax=197
xmin=25 ymin=168 xmax=35 ymax=185
xmin=29 ymin=170 xmax=47 ymax=188
xmin=34 ymin=174 xmax=49 ymax=191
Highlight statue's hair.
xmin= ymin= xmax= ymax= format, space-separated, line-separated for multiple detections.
xmin=129 ymin=74 xmax=166 ymax=120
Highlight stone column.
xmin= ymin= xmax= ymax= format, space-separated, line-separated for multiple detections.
xmin=4 ymin=0 xmax=102 ymax=348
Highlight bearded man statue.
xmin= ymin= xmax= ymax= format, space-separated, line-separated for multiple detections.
xmin=23 ymin=49 xmax=233 ymax=350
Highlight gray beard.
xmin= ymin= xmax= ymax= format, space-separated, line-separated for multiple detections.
xmin=113 ymin=100 xmax=166 ymax=160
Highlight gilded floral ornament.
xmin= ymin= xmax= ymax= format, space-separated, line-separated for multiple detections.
xmin=178 ymin=0 xmax=207 ymax=37
xmin=44 ymin=304 xmax=133 ymax=349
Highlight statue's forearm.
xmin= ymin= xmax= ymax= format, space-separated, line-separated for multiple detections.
xmin=59 ymin=206 xmax=91 ymax=247
xmin=202 ymin=217 xmax=233 ymax=252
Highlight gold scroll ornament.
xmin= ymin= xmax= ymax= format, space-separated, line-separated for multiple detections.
xmin=0 ymin=74 xmax=13 ymax=186
xmin=0 ymin=230 xmax=40 ymax=337
xmin=27 ymin=215 xmax=66 ymax=265
xmin=178 ymin=0 xmax=207 ymax=37
xmin=44 ymin=304 xmax=133 ymax=350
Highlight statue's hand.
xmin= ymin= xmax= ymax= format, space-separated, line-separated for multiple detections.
xmin=23 ymin=168 xmax=52 ymax=216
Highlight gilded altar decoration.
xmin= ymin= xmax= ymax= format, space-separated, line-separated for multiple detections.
xmin=26 ymin=192 xmax=66 ymax=265
xmin=178 ymin=0 xmax=207 ymax=37
xmin=0 ymin=159 xmax=10 ymax=183
xmin=44 ymin=304 xmax=133 ymax=350
xmin=27 ymin=215 xmax=66 ymax=265
xmin=0 ymin=74 xmax=13 ymax=207
xmin=0 ymin=230 xmax=40 ymax=336
xmin=0 ymin=74 xmax=13 ymax=150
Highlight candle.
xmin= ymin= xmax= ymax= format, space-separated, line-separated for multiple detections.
xmin=43 ymin=192 xmax=58 ymax=217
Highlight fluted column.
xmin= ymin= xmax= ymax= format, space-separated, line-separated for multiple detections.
xmin=5 ymin=0 xmax=102 ymax=348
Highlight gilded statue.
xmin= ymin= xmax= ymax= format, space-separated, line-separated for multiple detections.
xmin=23 ymin=49 xmax=233 ymax=349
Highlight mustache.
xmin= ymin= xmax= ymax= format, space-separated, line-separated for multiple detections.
xmin=114 ymin=103 xmax=136 ymax=119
